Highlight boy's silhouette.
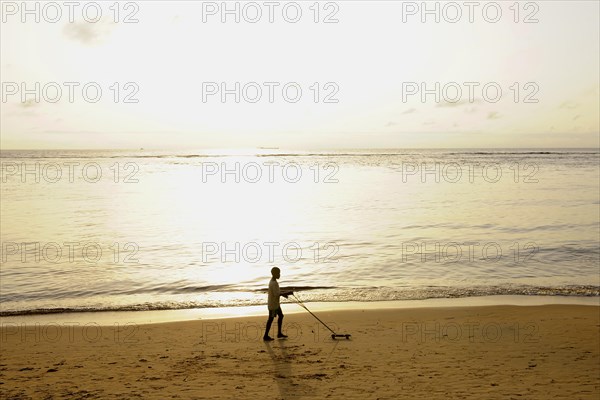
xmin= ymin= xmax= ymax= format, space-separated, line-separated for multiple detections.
xmin=263 ymin=267 xmax=293 ymax=341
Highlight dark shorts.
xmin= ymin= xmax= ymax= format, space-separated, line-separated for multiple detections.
xmin=268 ymin=307 xmax=283 ymax=319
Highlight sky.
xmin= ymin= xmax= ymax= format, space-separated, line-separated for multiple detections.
xmin=1 ymin=0 xmax=599 ymax=149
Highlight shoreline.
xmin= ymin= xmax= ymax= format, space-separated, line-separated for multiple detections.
xmin=2 ymin=295 xmax=598 ymax=326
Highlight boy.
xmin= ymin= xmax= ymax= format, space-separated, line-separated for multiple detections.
xmin=263 ymin=267 xmax=293 ymax=341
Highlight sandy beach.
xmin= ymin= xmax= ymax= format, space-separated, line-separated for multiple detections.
xmin=1 ymin=304 xmax=598 ymax=399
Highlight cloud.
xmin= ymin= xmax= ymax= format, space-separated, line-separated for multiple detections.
xmin=385 ymin=108 xmax=418 ymax=127
xmin=41 ymin=130 xmax=177 ymax=135
xmin=436 ymin=99 xmax=482 ymax=108
xmin=582 ymin=85 xmax=599 ymax=97
xmin=43 ymin=130 xmax=103 ymax=135
xmin=20 ymin=99 xmax=39 ymax=108
xmin=4 ymin=101 xmax=40 ymax=117
xmin=6 ymin=109 xmax=37 ymax=117
xmin=559 ymin=101 xmax=579 ymax=110
xmin=63 ymin=20 xmax=115 ymax=45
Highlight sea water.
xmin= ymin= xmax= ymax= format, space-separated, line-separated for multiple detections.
xmin=1 ymin=148 xmax=598 ymax=315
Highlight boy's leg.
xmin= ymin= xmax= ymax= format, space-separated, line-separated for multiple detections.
xmin=264 ymin=311 xmax=275 ymax=340
xmin=276 ymin=307 xmax=286 ymax=337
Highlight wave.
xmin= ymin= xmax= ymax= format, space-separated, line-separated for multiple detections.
xmin=1 ymin=150 xmax=597 ymax=160
xmin=446 ymin=151 xmax=599 ymax=155
xmin=253 ymin=285 xmax=337 ymax=293
xmin=1 ymin=285 xmax=597 ymax=317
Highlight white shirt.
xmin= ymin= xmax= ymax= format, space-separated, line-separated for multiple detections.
xmin=268 ymin=278 xmax=280 ymax=310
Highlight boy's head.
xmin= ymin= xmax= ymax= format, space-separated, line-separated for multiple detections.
xmin=271 ymin=267 xmax=281 ymax=279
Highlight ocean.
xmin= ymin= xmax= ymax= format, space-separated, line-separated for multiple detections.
xmin=1 ymin=148 xmax=599 ymax=316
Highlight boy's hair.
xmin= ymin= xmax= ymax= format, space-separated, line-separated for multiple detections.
xmin=271 ymin=267 xmax=280 ymax=276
